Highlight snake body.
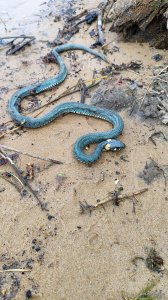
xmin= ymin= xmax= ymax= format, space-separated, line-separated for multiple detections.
xmin=8 ymin=44 xmax=125 ymax=164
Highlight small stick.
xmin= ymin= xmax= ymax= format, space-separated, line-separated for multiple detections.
xmin=6 ymin=36 xmax=35 ymax=55
xmin=98 ymin=187 xmax=148 ymax=208
xmin=0 ymin=269 xmax=31 ymax=273
xmin=0 ymin=173 xmax=23 ymax=193
xmin=0 ymin=144 xmax=63 ymax=164
xmin=5 ymin=171 xmax=23 ymax=187
xmin=78 ymin=79 xmax=87 ymax=103
xmin=157 ymin=65 xmax=168 ymax=76
xmin=0 ymin=149 xmax=45 ymax=210
xmin=102 ymin=40 xmax=114 ymax=49
xmin=138 ymin=65 xmax=168 ymax=112
xmin=79 ymin=188 xmax=148 ymax=214
xmin=0 ymin=16 xmax=7 ymax=32
xmin=0 ymin=35 xmax=34 ymax=41
xmin=138 ymin=88 xmax=150 ymax=111
xmin=148 ymin=157 xmax=167 ymax=190
xmin=31 ymin=80 xmax=100 ymax=114
xmin=0 ymin=125 xmax=22 ymax=139
xmin=68 ymin=9 xmax=88 ymax=22
xmin=97 ymin=9 xmax=105 ymax=45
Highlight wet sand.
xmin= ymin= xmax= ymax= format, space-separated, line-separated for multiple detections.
xmin=0 ymin=0 xmax=168 ymax=299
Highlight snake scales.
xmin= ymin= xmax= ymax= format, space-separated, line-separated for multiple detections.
xmin=8 ymin=44 xmax=125 ymax=164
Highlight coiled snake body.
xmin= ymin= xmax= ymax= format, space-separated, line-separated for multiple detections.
xmin=8 ymin=44 xmax=125 ymax=164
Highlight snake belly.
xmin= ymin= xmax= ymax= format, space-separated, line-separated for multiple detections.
xmin=8 ymin=43 xmax=124 ymax=164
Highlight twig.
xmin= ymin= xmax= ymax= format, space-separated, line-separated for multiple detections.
xmin=79 ymin=188 xmax=148 ymax=214
xmin=100 ymin=187 xmax=148 ymax=207
xmin=102 ymin=40 xmax=114 ymax=49
xmin=0 ymin=149 xmax=46 ymax=210
xmin=157 ymin=65 xmax=168 ymax=76
xmin=68 ymin=9 xmax=88 ymax=22
xmin=149 ymin=157 xmax=167 ymax=190
xmin=158 ymin=82 xmax=168 ymax=97
xmin=0 ymin=35 xmax=34 ymax=41
xmin=138 ymin=88 xmax=150 ymax=111
xmin=0 ymin=16 xmax=7 ymax=32
xmin=0 ymin=172 xmax=24 ymax=193
xmin=31 ymin=79 xmax=100 ymax=114
xmin=5 ymin=171 xmax=23 ymax=187
xmin=0 ymin=125 xmax=21 ymax=139
xmin=0 ymin=144 xmax=63 ymax=164
xmin=74 ymin=11 xmax=98 ymax=28
xmin=148 ymin=131 xmax=167 ymax=146
xmin=6 ymin=36 xmax=35 ymax=55
xmin=79 ymin=201 xmax=94 ymax=215
xmin=138 ymin=65 xmax=168 ymax=112
xmin=0 ymin=269 xmax=31 ymax=273
xmin=78 ymin=79 xmax=87 ymax=103
xmin=103 ymin=0 xmax=114 ymax=22
xmin=97 ymin=9 xmax=105 ymax=45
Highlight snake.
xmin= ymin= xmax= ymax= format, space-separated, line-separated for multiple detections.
xmin=8 ymin=43 xmax=125 ymax=164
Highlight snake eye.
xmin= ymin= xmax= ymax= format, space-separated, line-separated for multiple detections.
xmin=104 ymin=143 xmax=111 ymax=151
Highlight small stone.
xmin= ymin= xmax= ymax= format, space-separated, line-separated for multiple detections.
xmin=25 ymin=290 xmax=32 ymax=299
xmin=48 ymin=215 xmax=54 ymax=221
xmin=35 ymin=246 xmax=41 ymax=252
xmin=53 ymin=16 xmax=61 ymax=22
xmin=89 ymin=29 xmax=96 ymax=37
xmin=128 ymin=81 xmax=138 ymax=90
xmin=152 ymin=54 xmax=163 ymax=61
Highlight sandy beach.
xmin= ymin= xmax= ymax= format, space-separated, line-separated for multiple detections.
xmin=0 ymin=0 xmax=168 ymax=299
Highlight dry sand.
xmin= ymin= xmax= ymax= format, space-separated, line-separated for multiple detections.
xmin=0 ymin=0 xmax=168 ymax=299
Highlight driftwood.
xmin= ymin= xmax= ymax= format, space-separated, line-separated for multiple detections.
xmin=106 ymin=0 xmax=168 ymax=49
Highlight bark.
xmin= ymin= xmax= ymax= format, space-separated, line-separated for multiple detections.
xmin=106 ymin=0 xmax=168 ymax=49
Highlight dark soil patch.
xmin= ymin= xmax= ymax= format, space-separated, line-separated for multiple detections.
xmin=139 ymin=159 xmax=168 ymax=185
xmin=91 ymin=78 xmax=136 ymax=112
xmin=0 ymin=273 xmax=20 ymax=300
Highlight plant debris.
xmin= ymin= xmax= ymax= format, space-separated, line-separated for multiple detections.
xmin=0 ymin=273 xmax=20 ymax=299
xmin=139 ymin=158 xmax=168 ymax=187
xmin=91 ymin=78 xmax=136 ymax=112
xmin=55 ymin=173 xmax=67 ymax=190
xmin=25 ymin=163 xmax=35 ymax=181
xmin=0 ymin=35 xmax=36 ymax=55
xmin=0 ymin=148 xmax=46 ymax=210
xmin=0 ymin=144 xmax=63 ymax=164
xmin=100 ymin=61 xmax=142 ymax=75
xmin=145 ymin=248 xmax=164 ymax=273
xmin=122 ymin=279 xmax=160 ymax=300
xmin=139 ymin=65 xmax=168 ymax=124
xmin=79 ymin=187 xmax=148 ymax=214
xmin=0 ymin=153 xmax=19 ymax=166
xmin=78 ymin=78 xmax=88 ymax=103
xmin=74 ymin=11 xmax=98 ymax=27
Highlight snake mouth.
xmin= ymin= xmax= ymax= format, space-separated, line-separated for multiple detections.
xmin=112 ymin=147 xmax=122 ymax=151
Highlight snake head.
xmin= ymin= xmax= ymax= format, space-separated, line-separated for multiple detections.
xmin=104 ymin=139 xmax=125 ymax=151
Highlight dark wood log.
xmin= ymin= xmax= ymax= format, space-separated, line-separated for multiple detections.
xmin=106 ymin=0 xmax=168 ymax=49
